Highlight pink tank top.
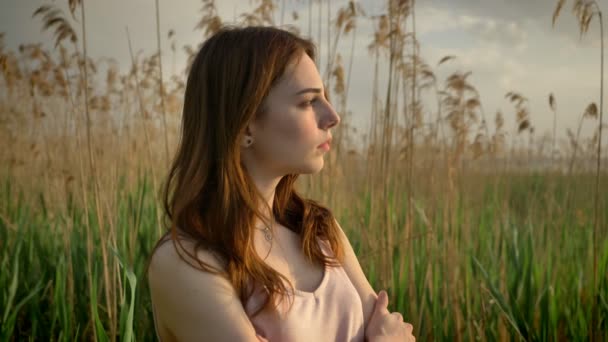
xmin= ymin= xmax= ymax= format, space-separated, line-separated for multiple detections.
xmin=150 ymin=240 xmax=365 ymax=341
xmin=244 ymin=241 xmax=365 ymax=342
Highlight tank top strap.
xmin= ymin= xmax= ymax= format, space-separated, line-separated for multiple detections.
xmin=317 ymin=238 xmax=334 ymax=258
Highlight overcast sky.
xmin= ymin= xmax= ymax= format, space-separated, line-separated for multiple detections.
xmin=1 ymin=0 xmax=605 ymax=147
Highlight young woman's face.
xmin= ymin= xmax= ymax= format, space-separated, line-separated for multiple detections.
xmin=245 ymin=52 xmax=340 ymax=176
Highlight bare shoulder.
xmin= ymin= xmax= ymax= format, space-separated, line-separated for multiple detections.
xmin=149 ymin=237 xmax=225 ymax=277
xmin=148 ymin=237 xmax=260 ymax=342
xmin=148 ymin=238 xmax=230 ymax=302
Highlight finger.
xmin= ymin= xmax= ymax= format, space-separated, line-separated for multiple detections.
xmin=404 ymin=322 xmax=413 ymax=333
xmin=391 ymin=312 xmax=403 ymax=322
xmin=376 ymin=290 xmax=388 ymax=312
xmin=373 ymin=290 xmax=389 ymax=314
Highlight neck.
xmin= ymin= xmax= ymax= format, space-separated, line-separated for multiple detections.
xmin=255 ymin=178 xmax=278 ymax=225
xmin=244 ymin=165 xmax=283 ymax=229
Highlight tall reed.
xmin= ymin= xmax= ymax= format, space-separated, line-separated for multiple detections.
xmin=553 ymin=1 xmax=605 ymax=338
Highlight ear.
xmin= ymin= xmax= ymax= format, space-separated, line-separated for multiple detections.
xmin=241 ymin=120 xmax=259 ymax=148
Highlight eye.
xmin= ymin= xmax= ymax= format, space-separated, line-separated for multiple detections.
xmin=300 ymin=97 xmax=319 ymax=107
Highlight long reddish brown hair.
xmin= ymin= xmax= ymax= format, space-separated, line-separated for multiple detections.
xmin=148 ymin=26 xmax=345 ymax=317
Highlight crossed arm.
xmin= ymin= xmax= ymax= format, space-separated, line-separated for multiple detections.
xmin=333 ymin=220 xmax=378 ymax=332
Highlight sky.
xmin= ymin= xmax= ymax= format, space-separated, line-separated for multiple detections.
xmin=1 ymin=0 xmax=605 ymax=150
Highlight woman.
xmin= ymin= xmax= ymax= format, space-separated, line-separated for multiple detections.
xmin=147 ymin=26 xmax=415 ymax=341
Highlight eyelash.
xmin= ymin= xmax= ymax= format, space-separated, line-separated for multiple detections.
xmin=301 ymin=97 xmax=319 ymax=107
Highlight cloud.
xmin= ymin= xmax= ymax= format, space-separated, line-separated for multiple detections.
xmin=414 ymin=3 xmax=602 ymax=139
xmin=417 ymin=6 xmax=529 ymax=53
xmin=421 ymin=0 xmax=601 ymax=48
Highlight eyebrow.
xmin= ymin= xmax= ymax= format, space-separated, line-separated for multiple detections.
xmin=294 ymin=87 xmax=323 ymax=96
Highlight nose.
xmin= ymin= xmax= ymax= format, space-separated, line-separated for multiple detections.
xmin=320 ymin=100 xmax=340 ymax=130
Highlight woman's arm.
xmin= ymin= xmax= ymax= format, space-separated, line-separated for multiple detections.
xmin=336 ymin=221 xmax=416 ymax=341
xmin=334 ymin=220 xmax=378 ymax=330
xmin=148 ymin=240 xmax=264 ymax=342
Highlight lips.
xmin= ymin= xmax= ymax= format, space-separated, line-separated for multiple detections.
xmin=318 ymin=138 xmax=332 ymax=148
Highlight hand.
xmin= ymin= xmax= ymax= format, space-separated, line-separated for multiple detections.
xmin=365 ymin=290 xmax=415 ymax=342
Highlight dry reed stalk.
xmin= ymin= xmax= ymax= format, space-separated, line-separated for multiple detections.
xmin=75 ymin=1 xmax=118 ymax=336
xmin=366 ymin=13 xmax=387 ymax=189
xmin=344 ymin=2 xmax=363 ymax=101
xmin=593 ymin=28 xmax=605 ymax=340
xmin=323 ymin=2 xmax=349 ymax=88
xmin=505 ymin=91 xmax=530 ymax=171
xmin=381 ymin=3 xmax=396 ymax=290
xmin=553 ymin=4 xmax=605 ymax=334
xmin=549 ymin=93 xmax=559 ymax=166
xmin=406 ymin=2 xmax=417 ymax=287
xmin=569 ymin=102 xmax=598 ymax=175
xmin=126 ymin=28 xmax=165 ymax=242
xmin=329 ymin=2 xmax=363 ymax=171
xmin=326 ymin=0 xmax=330 ymax=89
xmin=365 ymin=11 xmax=387 ymax=288
xmin=155 ymin=0 xmax=170 ymax=167
xmin=317 ymin=0 xmax=322 ymax=69
xmin=378 ymin=0 xmax=414 ymax=293
xmin=427 ymin=56 xmax=452 ymax=177
xmin=75 ymin=127 xmax=96 ymax=339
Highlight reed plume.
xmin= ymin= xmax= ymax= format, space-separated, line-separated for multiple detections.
xmin=553 ymin=1 xmax=605 ymax=337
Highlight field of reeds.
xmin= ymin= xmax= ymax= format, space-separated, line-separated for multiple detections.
xmin=1 ymin=0 xmax=607 ymax=340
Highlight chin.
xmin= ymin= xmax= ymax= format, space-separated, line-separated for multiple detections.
xmin=293 ymin=158 xmax=324 ymax=174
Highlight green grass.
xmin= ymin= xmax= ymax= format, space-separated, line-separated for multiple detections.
xmin=0 ymin=172 xmax=607 ymax=341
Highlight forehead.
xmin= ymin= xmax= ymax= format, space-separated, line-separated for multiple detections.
xmin=275 ymin=53 xmax=323 ymax=93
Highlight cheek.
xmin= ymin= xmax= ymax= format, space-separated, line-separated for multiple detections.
xmin=274 ymin=114 xmax=318 ymax=146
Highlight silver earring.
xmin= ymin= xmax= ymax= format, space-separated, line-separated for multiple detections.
xmin=245 ymin=137 xmax=253 ymax=146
